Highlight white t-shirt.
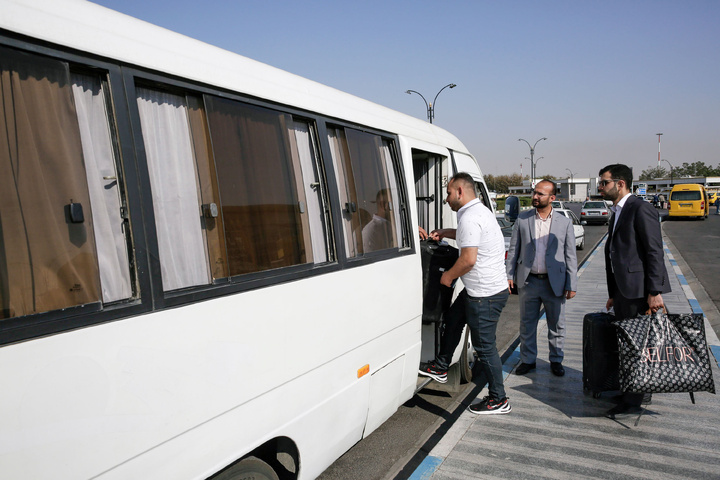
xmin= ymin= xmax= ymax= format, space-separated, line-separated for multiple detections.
xmin=455 ymin=198 xmax=508 ymax=297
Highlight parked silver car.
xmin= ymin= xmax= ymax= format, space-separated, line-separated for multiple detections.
xmin=580 ymin=200 xmax=611 ymax=225
xmin=554 ymin=208 xmax=586 ymax=250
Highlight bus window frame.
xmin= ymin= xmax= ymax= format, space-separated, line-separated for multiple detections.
xmin=0 ymin=33 xmax=415 ymax=346
xmin=315 ymin=120 xmax=414 ymax=264
xmin=0 ymin=36 xmax=152 ymax=346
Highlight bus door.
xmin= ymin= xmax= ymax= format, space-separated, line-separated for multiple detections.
xmin=412 ymin=149 xmax=456 ymax=369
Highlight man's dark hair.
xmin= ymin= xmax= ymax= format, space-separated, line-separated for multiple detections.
xmin=599 ymin=164 xmax=633 ymax=190
xmin=537 ymin=179 xmax=557 ymax=196
xmin=450 ymin=172 xmax=477 ymax=196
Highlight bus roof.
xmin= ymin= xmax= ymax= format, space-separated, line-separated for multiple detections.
xmin=2 ymin=0 xmax=472 ymax=157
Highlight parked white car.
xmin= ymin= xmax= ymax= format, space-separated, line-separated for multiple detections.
xmin=554 ymin=208 xmax=586 ymax=250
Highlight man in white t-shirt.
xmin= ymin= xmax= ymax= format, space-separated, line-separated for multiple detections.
xmin=418 ymin=172 xmax=511 ymax=415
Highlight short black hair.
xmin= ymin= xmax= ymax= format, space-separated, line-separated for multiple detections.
xmin=599 ymin=164 xmax=633 ymax=190
xmin=537 ymin=179 xmax=557 ymax=196
xmin=450 ymin=172 xmax=477 ymax=196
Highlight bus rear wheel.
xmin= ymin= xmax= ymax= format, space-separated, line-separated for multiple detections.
xmin=214 ymin=456 xmax=280 ymax=480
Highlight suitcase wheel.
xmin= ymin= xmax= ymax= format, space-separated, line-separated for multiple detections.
xmin=592 ymin=391 xmax=602 ymax=399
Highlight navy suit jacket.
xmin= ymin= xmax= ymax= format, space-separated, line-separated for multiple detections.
xmin=605 ymin=195 xmax=670 ymax=300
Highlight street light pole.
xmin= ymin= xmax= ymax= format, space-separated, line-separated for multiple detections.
xmin=405 ymin=83 xmax=456 ymax=123
xmin=662 ymin=158 xmax=674 ymax=186
xmin=656 ymin=133 xmax=663 ymax=165
xmin=566 ymin=168 xmax=576 ymax=201
xmin=518 ymin=137 xmax=547 ymax=186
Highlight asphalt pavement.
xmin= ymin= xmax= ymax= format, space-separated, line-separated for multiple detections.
xmin=407 ymin=227 xmax=720 ymax=480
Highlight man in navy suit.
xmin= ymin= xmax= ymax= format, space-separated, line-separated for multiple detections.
xmin=598 ymin=164 xmax=670 ymax=418
xmin=507 ymin=180 xmax=578 ymax=377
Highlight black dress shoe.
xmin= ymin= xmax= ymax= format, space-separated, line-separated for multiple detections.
xmin=605 ymin=403 xmax=643 ymax=419
xmin=550 ymin=362 xmax=565 ymax=377
xmin=515 ymin=362 xmax=536 ymax=375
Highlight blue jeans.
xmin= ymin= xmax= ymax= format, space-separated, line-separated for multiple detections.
xmin=437 ymin=288 xmax=509 ymax=399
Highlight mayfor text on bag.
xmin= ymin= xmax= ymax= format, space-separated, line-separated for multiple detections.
xmin=614 ymin=310 xmax=716 ymax=401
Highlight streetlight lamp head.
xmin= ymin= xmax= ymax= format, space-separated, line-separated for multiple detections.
xmin=405 ymin=90 xmax=411 ymax=94
xmin=449 ymin=84 xmax=457 ymax=88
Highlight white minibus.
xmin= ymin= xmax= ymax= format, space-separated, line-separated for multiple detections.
xmin=0 ymin=1 xmax=492 ymax=478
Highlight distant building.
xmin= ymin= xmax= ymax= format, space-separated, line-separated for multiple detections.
xmin=508 ymin=177 xmax=594 ymax=202
xmin=639 ymin=176 xmax=720 ymax=193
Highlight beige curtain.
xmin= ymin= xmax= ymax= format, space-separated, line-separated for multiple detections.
xmin=206 ymin=97 xmax=306 ymax=276
xmin=0 ymin=46 xmax=100 ymax=319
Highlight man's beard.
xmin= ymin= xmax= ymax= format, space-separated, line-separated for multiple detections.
xmin=602 ymin=185 xmax=619 ymax=201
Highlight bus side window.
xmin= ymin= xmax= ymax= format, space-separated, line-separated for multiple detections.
xmin=204 ymin=97 xmax=319 ymax=275
xmin=71 ymin=72 xmax=134 ymax=303
xmin=328 ymin=127 xmax=407 ymax=257
xmin=1 ymin=46 xmax=101 ymax=318
xmin=136 ymin=87 xmax=212 ymax=291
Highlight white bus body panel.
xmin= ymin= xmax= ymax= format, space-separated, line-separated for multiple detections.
xmin=0 ymin=256 xmax=421 ymax=479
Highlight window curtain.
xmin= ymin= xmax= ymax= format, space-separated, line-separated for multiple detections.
xmin=327 ymin=128 xmax=361 ymax=257
xmin=380 ymin=140 xmax=403 ymax=248
xmin=186 ymin=96 xmax=229 ymax=281
xmin=136 ymin=87 xmax=209 ymax=291
xmin=0 ymin=47 xmax=100 ymax=319
xmin=205 ymin=97 xmax=306 ymax=275
xmin=71 ymin=73 xmax=132 ymax=302
xmin=292 ymin=120 xmax=327 ymax=264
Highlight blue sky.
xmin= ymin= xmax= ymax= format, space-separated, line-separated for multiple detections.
xmin=92 ymin=0 xmax=719 ymax=179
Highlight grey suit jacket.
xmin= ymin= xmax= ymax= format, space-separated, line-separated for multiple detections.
xmin=506 ymin=209 xmax=578 ymax=297
xmin=605 ymin=194 xmax=670 ymax=299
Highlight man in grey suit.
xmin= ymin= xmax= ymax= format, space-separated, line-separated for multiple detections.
xmin=507 ymin=180 xmax=578 ymax=377
xmin=599 ymin=163 xmax=670 ymax=418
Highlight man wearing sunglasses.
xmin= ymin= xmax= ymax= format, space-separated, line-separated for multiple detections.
xmin=598 ymin=164 xmax=670 ymax=418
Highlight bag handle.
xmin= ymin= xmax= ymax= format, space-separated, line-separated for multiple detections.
xmin=644 ymin=305 xmax=668 ymax=316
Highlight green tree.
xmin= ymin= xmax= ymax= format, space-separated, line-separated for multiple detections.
xmin=485 ymin=173 xmax=524 ymax=193
xmin=673 ymin=161 xmax=720 ymax=177
xmin=639 ymin=166 xmax=668 ymax=180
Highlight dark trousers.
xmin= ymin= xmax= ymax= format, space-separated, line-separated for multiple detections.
xmin=435 ymin=288 xmax=509 ymax=399
xmin=613 ymin=290 xmax=650 ymax=406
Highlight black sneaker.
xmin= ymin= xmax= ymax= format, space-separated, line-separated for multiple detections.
xmin=418 ymin=361 xmax=448 ymax=383
xmin=468 ymin=396 xmax=512 ymax=415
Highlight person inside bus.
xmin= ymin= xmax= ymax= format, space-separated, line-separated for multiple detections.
xmin=418 ymin=172 xmax=512 ymax=415
xmin=362 ymin=188 xmax=393 ymax=252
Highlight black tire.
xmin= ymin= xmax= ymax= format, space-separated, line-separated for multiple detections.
xmin=213 ymin=456 xmax=280 ymax=480
xmin=459 ymin=328 xmax=476 ymax=383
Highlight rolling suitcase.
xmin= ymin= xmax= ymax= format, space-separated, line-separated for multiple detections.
xmin=582 ymin=312 xmax=620 ymax=398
